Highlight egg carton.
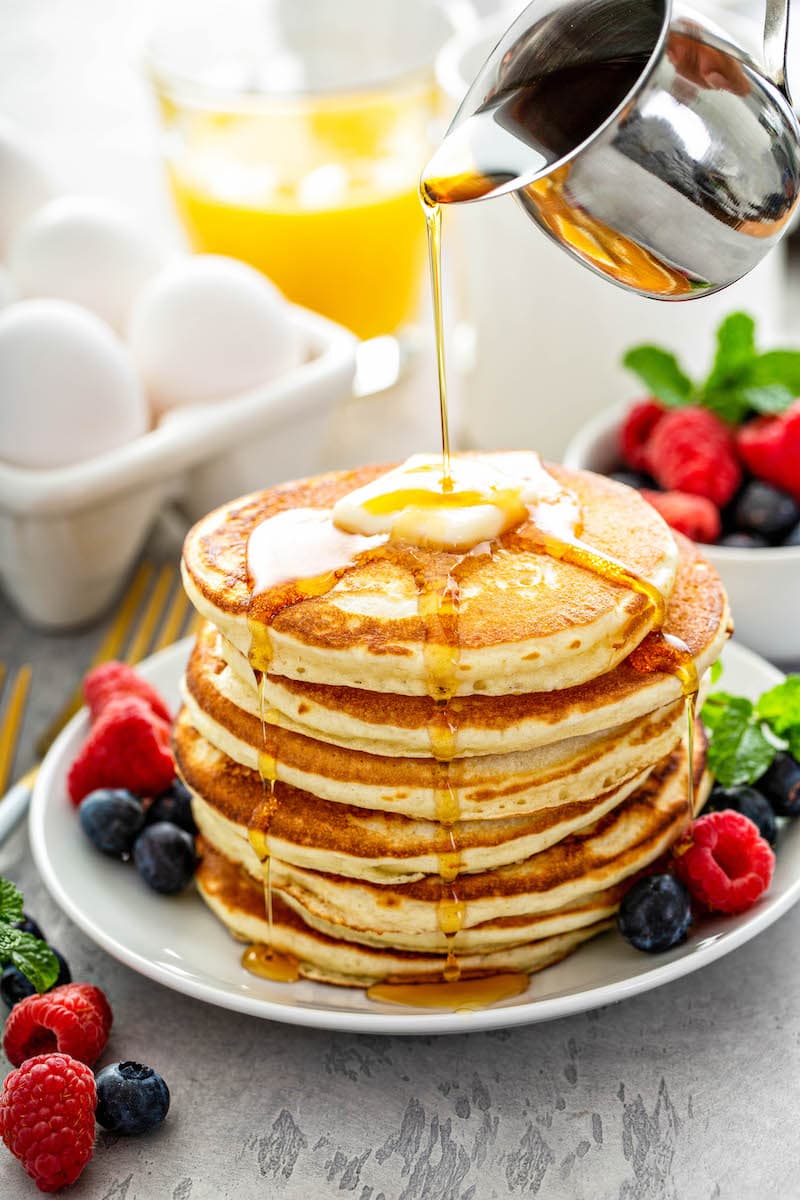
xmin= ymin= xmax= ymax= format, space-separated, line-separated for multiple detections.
xmin=0 ymin=305 xmax=356 ymax=630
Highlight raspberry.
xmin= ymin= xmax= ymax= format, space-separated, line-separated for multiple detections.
xmin=0 ymin=1053 xmax=96 ymax=1193
xmin=674 ymin=810 xmax=774 ymax=914
xmin=619 ymin=398 xmax=666 ymax=471
xmin=3 ymin=983 xmax=112 ymax=1068
xmin=67 ymin=695 xmax=174 ymax=805
xmin=84 ymin=661 xmax=172 ymax=725
xmin=645 ymin=406 xmax=741 ymax=506
xmin=641 ymin=489 xmax=721 ymax=543
xmin=737 ymin=399 xmax=800 ymax=504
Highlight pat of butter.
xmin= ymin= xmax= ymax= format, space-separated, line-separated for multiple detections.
xmin=332 ymin=453 xmax=580 ymax=550
xmin=248 ymin=508 xmax=387 ymax=594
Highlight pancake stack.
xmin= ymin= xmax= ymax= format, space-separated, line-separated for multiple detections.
xmin=176 ymin=455 xmax=731 ymax=992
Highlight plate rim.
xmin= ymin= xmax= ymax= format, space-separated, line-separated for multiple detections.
xmin=29 ymin=637 xmax=798 ymax=1036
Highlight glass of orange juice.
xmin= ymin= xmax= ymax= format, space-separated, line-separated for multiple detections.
xmin=146 ymin=0 xmax=457 ymax=341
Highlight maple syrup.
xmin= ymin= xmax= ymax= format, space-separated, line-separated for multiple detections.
xmin=367 ymin=972 xmax=529 ymax=1010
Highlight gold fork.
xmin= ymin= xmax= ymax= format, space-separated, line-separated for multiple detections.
xmin=0 ymin=664 xmax=34 ymax=840
xmin=0 ymin=560 xmax=200 ymax=838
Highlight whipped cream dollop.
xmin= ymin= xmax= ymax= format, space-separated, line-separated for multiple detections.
xmin=332 ymin=452 xmax=580 ymax=550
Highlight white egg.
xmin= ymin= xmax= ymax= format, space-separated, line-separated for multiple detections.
xmin=128 ymin=255 xmax=302 ymax=415
xmin=0 ymin=299 xmax=148 ymax=470
xmin=0 ymin=120 xmax=55 ymax=258
xmin=9 ymin=196 xmax=164 ymax=333
xmin=0 ymin=266 xmax=16 ymax=311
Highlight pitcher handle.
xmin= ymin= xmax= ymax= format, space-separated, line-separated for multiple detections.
xmin=763 ymin=0 xmax=792 ymax=101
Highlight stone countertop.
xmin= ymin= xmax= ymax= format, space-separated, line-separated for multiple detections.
xmin=1 ymin=551 xmax=800 ymax=1200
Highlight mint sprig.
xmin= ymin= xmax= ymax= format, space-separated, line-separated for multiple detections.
xmin=701 ymin=674 xmax=800 ymax=787
xmin=623 ymin=312 xmax=800 ymax=424
xmin=0 ymin=875 xmax=59 ymax=993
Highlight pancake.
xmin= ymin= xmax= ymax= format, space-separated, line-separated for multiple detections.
xmin=175 ymin=709 xmax=659 ymax=883
xmin=195 ymin=841 xmax=615 ymax=987
xmin=207 ymin=535 xmax=729 ymax=758
xmin=263 ymin=731 xmax=708 ymax=946
xmin=181 ymin=458 xmax=680 ymax=696
xmin=183 ymin=621 xmax=698 ymax=820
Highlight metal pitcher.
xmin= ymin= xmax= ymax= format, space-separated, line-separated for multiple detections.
xmin=422 ymin=0 xmax=799 ymax=299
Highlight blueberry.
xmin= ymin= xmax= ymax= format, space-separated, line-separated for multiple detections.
xmin=617 ymin=873 xmax=692 ymax=952
xmin=145 ymin=778 xmax=197 ymax=836
xmin=755 ymin=752 xmax=800 ymax=817
xmin=79 ymin=789 xmax=145 ymax=858
xmin=95 ymin=1061 xmax=170 ymax=1135
xmin=133 ymin=822 xmax=196 ymax=894
xmin=609 ymin=469 xmax=657 ymax=490
xmin=733 ymin=481 xmax=800 ymax=542
xmin=703 ymin=784 xmax=777 ymax=846
xmin=784 ymin=521 xmax=800 ymax=547
xmin=14 ymin=912 xmax=45 ymax=940
xmin=718 ymin=531 xmax=770 ymax=549
xmin=1 ymin=948 xmax=71 ymax=1009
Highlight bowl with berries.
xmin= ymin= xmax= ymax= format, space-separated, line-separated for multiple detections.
xmin=564 ymin=313 xmax=800 ymax=663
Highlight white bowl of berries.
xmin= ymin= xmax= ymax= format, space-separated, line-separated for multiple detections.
xmin=564 ymin=314 xmax=800 ymax=666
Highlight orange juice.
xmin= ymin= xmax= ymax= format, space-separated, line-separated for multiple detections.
xmin=157 ymin=82 xmax=435 ymax=339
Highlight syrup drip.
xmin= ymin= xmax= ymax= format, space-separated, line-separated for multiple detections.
xmin=367 ymin=972 xmax=529 ymax=1010
xmin=243 ymin=519 xmax=389 ymax=985
xmin=416 ymin=558 xmax=467 ymax=982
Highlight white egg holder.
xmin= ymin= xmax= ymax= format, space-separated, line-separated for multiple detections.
xmin=0 ymin=304 xmax=356 ymax=629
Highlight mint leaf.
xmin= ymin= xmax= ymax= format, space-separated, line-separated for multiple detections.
xmin=709 ymin=312 xmax=756 ymax=379
xmin=748 ymin=350 xmax=800 ymax=396
xmin=756 ymin=676 xmax=800 ymax=735
xmin=701 ymin=387 xmax=752 ymax=424
xmin=706 ymin=700 xmax=777 ymax=786
xmin=622 ymin=346 xmax=694 ymax=408
xmin=737 ymin=383 xmax=795 ymax=416
xmin=709 ymin=660 xmax=723 ymax=686
xmin=0 ymin=927 xmax=59 ymax=993
xmin=701 ymin=690 xmax=743 ymax=736
xmin=0 ymin=878 xmax=24 ymax=926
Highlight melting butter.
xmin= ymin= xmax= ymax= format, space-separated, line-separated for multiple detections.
xmin=247 ymin=508 xmax=387 ymax=596
xmin=332 ymin=452 xmax=580 ymax=550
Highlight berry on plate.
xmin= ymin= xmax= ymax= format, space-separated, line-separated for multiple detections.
xmin=703 ymin=784 xmax=777 ymax=847
xmin=78 ymin=788 xmax=145 ymax=857
xmin=3 ymin=981 xmax=112 ymax=1067
xmin=84 ymin=660 xmax=172 ymax=724
xmin=67 ymin=694 xmax=174 ymax=805
xmin=645 ymin=406 xmax=741 ymax=507
xmin=755 ymin=752 xmax=800 ymax=817
xmin=0 ymin=1052 xmax=96 ymax=1193
xmin=95 ymin=1061 xmax=170 ymax=1135
xmin=617 ymin=873 xmax=692 ymax=952
xmin=641 ymin=489 xmax=721 ymax=543
xmin=1 ymin=949 xmax=71 ymax=1011
xmin=674 ymin=810 xmax=774 ymax=914
xmin=133 ymin=822 xmax=197 ymax=894
xmin=146 ymin=778 xmax=197 ymax=836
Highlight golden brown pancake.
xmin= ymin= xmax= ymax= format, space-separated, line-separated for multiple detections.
xmin=181 ymin=459 xmax=680 ymax=695
xmin=209 ymin=535 xmax=729 ymax=757
xmin=195 ymin=841 xmax=616 ymax=987
xmin=175 ymin=709 xmax=659 ymax=882
xmin=263 ymin=730 xmax=708 ymax=945
xmin=182 ymin=620 xmax=697 ymax=820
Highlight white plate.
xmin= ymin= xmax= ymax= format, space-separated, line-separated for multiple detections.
xmin=30 ymin=639 xmax=799 ymax=1036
